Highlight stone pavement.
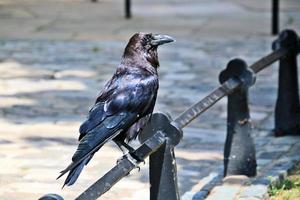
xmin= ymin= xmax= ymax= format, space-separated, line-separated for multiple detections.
xmin=0 ymin=0 xmax=300 ymax=200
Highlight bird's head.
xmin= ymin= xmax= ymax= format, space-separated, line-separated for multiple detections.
xmin=123 ymin=33 xmax=175 ymax=68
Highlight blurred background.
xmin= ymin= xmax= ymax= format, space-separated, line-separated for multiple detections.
xmin=0 ymin=0 xmax=300 ymax=199
xmin=0 ymin=0 xmax=299 ymax=41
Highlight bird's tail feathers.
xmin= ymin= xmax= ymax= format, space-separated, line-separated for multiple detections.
xmin=61 ymin=157 xmax=90 ymax=188
xmin=56 ymin=145 xmax=102 ymax=182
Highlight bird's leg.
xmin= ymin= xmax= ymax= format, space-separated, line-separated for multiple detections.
xmin=120 ymin=141 xmax=144 ymax=163
xmin=113 ymin=139 xmax=144 ymax=163
xmin=119 ymin=141 xmax=135 ymax=153
xmin=113 ymin=139 xmax=128 ymax=165
xmin=113 ymin=139 xmax=142 ymax=166
xmin=113 ymin=139 xmax=128 ymax=155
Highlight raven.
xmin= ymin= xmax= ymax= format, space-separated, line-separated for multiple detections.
xmin=57 ymin=33 xmax=174 ymax=187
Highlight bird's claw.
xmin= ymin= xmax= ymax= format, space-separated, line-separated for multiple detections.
xmin=116 ymin=158 xmax=121 ymax=165
xmin=116 ymin=155 xmax=127 ymax=165
xmin=116 ymin=152 xmax=143 ymax=172
xmin=135 ymin=165 xmax=141 ymax=172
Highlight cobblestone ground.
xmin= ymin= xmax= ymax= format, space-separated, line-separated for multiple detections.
xmin=0 ymin=38 xmax=299 ymax=199
xmin=0 ymin=0 xmax=300 ymax=199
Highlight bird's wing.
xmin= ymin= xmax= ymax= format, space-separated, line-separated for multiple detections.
xmin=78 ymin=102 xmax=106 ymax=140
xmin=78 ymin=73 xmax=120 ymax=140
xmin=73 ymin=112 xmax=137 ymax=162
xmin=78 ymin=71 xmax=158 ymax=140
xmin=59 ymin=73 xmax=157 ymax=178
xmin=59 ymin=111 xmax=137 ymax=179
xmin=125 ymin=92 xmax=157 ymax=141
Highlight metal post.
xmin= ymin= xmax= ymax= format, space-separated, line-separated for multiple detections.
xmin=149 ymin=143 xmax=179 ymax=200
xmin=272 ymin=0 xmax=279 ymax=35
xmin=274 ymin=30 xmax=300 ymax=136
xmin=219 ymin=59 xmax=257 ymax=177
xmin=38 ymin=194 xmax=64 ymax=200
xmin=125 ymin=0 xmax=131 ymax=19
xmin=139 ymin=113 xmax=182 ymax=200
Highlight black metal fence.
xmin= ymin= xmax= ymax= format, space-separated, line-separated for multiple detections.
xmin=40 ymin=29 xmax=300 ymax=200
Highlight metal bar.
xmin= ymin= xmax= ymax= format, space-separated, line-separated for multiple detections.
xmin=272 ymin=0 xmax=279 ymax=35
xmin=250 ymin=48 xmax=287 ymax=73
xmin=76 ymin=158 xmax=135 ymax=200
xmin=75 ymin=131 xmax=166 ymax=200
xmin=173 ymin=47 xmax=288 ymax=129
xmin=173 ymin=79 xmax=240 ymax=128
xmin=125 ymin=0 xmax=131 ymax=19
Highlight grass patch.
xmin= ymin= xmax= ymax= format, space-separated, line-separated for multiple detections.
xmin=268 ymin=164 xmax=300 ymax=200
xmin=34 ymin=25 xmax=48 ymax=32
xmin=92 ymin=46 xmax=101 ymax=52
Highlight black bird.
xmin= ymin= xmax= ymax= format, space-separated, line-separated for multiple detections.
xmin=57 ymin=33 xmax=174 ymax=187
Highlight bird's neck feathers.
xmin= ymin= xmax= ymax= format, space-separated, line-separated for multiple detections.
xmin=122 ymin=46 xmax=159 ymax=75
xmin=145 ymin=48 xmax=159 ymax=68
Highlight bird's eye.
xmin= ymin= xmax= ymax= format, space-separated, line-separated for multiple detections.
xmin=145 ymin=34 xmax=153 ymax=41
xmin=142 ymin=34 xmax=153 ymax=49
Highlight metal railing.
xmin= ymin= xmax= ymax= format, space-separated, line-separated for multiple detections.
xmin=39 ymin=29 xmax=300 ymax=200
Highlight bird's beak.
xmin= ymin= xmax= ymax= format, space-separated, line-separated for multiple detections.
xmin=151 ymin=34 xmax=175 ymax=46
